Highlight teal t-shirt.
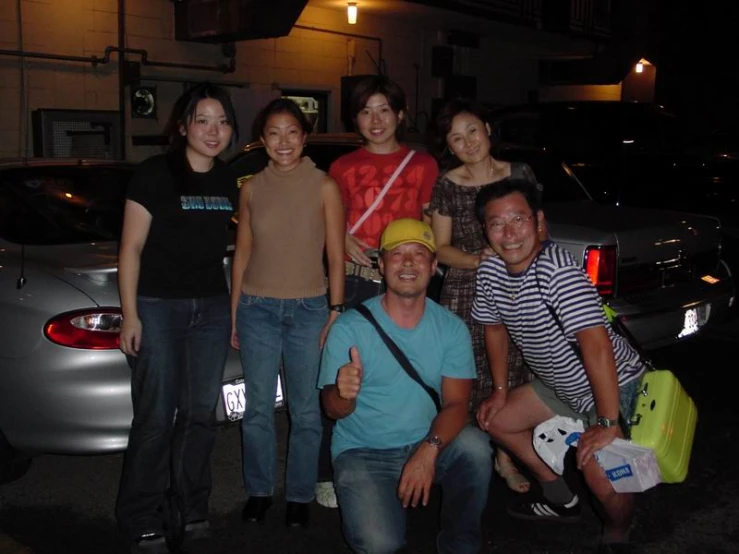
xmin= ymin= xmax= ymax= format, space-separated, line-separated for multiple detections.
xmin=317 ymin=296 xmax=475 ymax=460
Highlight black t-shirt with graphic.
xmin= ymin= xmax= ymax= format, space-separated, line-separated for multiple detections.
xmin=126 ymin=151 xmax=238 ymax=298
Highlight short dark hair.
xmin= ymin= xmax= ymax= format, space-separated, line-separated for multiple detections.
xmin=350 ymin=75 xmax=407 ymax=140
xmin=435 ymin=98 xmax=491 ymax=142
xmin=433 ymin=98 xmax=500 ymax=170
xmin=252 ymin=97 xmax=312 ymax=140
xmin=165 ymin=82 xmax=239 ymax=150
xmin=474 ymin=177 xmax=543 ymax=224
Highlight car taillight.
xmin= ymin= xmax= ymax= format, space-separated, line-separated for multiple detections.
xmin=584 ymin=246 xmax=617 ymax=297
xmin=44 ymin=308 xmax=122 ymax=350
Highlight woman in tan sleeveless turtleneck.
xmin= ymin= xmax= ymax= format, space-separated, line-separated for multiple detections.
xmin=230 ymin=98 xmax=345 ymax=527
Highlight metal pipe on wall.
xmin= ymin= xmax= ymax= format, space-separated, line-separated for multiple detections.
xmin=142 ymin=75 xmax=248 ymax=87
xmin=293 ymin=24 xmax=383 ymax=73
xmin=16 ymin=0 xmax=27 ymax=158
xmin=0 ymin=49 xmax=101 ymax=64
xmin=118 ymin=0 xmax=126 ymax=159
xmin=0 ymin=47 xmax=236 ymax=73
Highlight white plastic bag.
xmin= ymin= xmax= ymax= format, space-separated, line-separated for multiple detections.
xmin=594 ymin=438 xmax=662 ymax=493
xmin=533 ymin=416 xmax=584 ymax=475
xmin=533 ymin=416 xmax=662 ymax=493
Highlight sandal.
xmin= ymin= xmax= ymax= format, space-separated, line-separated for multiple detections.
xmin=495 ymin=457 xmax=531 ymax=494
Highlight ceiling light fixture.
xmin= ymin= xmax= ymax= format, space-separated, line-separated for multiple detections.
xmin=347 ymin=2 xmax=358 ymax=25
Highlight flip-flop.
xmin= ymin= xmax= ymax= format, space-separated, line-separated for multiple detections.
xmin=495 ymin=457 xmax=531 ymax=494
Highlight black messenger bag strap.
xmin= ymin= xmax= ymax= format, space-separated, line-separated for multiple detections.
xmin=354 ymin=304 xmax=441 ymax=412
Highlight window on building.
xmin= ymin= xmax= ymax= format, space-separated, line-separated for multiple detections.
xmin=281 ymin=90 xmax=329 ymax=133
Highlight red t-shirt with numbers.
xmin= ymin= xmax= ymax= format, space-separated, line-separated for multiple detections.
xmin=328 ymin=145 xmax=438 ymax=250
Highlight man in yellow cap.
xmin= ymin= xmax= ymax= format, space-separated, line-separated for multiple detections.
xmin=318 ymin=218 xmax=493 ymax=554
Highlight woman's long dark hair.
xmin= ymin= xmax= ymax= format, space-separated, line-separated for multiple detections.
xmin=163 ymin=82 xmax=239 ymax=192
xmin=164 ymin=82 xmax=239 ymax=152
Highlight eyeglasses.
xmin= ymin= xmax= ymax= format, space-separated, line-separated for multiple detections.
xmin=486 ymin=214 xmax=534 ymax=233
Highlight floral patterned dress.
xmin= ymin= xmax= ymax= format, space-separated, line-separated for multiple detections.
xmin=428 ymin=162 xmax=536 ymax=412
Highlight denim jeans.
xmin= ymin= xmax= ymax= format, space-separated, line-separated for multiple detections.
xmin=116 ymin=295 xmax=230 ymax=540
xmin=236 ymin=294 xmax=327 ymax=502
xmin=333 ymin=426 xmax=493 ymax=554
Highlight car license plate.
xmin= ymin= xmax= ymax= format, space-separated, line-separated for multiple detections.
xmin=222 ymin=380 xmax=247 ymax=421
xmin=222 ymin=375 xmax=285 ymax=421
xmin=677 ymin=304 xmax=711 ymax=338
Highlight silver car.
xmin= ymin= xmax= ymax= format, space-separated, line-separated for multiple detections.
xmin=0 ymin=159 xmax=274 ymax=483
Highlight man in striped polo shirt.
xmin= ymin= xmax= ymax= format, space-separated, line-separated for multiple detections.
xmin=470 ymin=178 xmax=645 ymax=554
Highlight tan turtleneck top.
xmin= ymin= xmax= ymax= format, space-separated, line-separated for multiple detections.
xmin=242 ymin=157 xmax=328 ymax=299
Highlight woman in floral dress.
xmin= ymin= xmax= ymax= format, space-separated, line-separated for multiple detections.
xmin=428 ymin=98 xmax=539 ymax=493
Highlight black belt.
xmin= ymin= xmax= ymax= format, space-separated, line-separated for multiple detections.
xmin=345 ymin=261 xmax=382 ymax=282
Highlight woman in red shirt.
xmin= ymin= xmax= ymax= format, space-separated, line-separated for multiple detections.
xmin=316 ymin=75 xmax=439 ymax=508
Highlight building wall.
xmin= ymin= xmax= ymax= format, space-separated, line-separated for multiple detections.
xmin=0 ymin=0 xmax=597 ymax=161
xmin=540 ymin=84 xmax=622 ymax=102
xmin=621 ymin=62 xmax=656 ymax=103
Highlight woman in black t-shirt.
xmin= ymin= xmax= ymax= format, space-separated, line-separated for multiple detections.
xmin=116 ymin=83 xmax=239 ymax=553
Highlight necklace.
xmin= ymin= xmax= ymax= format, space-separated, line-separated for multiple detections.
xmin=487 ymin=157 xmax=497 ymax=176
xmin=465 ymin=156 xmax=501 ymax=183
xmin=505 ymin=252 xmax=542 ymax=301
xmin=505 ymin=270 xmax=524 ymax=301
xmin=464 ymin=156 xmax=495 ymax=182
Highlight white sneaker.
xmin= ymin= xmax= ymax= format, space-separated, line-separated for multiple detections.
xmin=315 ymin=481 xmax=338 ymax=509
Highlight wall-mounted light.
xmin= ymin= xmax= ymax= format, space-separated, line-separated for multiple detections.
xmin=347 ymin=2 xmax=358 ymax=25
xmin=635 ymin=58 xmax=652 ymax=74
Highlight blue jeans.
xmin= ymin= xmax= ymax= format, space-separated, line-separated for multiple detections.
xmin=116 ymin=295 xmax=230 ymax=540
xmin=333 ymin=426 xmax=493 ymax=554
xmin=237 ymin=294 xmax=327 ymax=502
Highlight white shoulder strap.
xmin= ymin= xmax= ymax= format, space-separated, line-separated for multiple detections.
xmin=348 ymin=149 xmax=416 ymax=236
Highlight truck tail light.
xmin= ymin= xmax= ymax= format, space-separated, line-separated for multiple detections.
xmin=44 ymin=308 xmax=122 ymax=350
xmin=584 ymin=246 xmax=617 ymax=297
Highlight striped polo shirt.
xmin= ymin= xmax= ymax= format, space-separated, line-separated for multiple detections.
xmin=471 ymin=242 xmax=645 ymax=413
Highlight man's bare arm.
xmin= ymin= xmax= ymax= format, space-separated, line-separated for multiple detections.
xmin=397 ymin=376 xmax=473 ymax=508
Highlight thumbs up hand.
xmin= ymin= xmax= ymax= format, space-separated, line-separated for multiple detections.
xmin=336 ymin=346 xmax=363 ymax=400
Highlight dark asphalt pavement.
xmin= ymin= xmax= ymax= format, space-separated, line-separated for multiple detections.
xmin=0 ymin=322 xmax=737 ymax=554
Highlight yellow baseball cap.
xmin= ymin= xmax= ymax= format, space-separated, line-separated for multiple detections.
xmin=380 ymin=218 xmax=436 ymax=253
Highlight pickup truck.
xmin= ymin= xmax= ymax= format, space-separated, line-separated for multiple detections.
xmin=501 ymin=147 xmax=733 ymax=349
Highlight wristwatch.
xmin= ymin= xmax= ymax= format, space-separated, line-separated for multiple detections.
xmin=425 ymin=435 xmax=443 ymax=449
xmin=329 ymin=304 xmax=346 ymax=313
xmin=596 ymin=416 xmax=619 ymax=429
